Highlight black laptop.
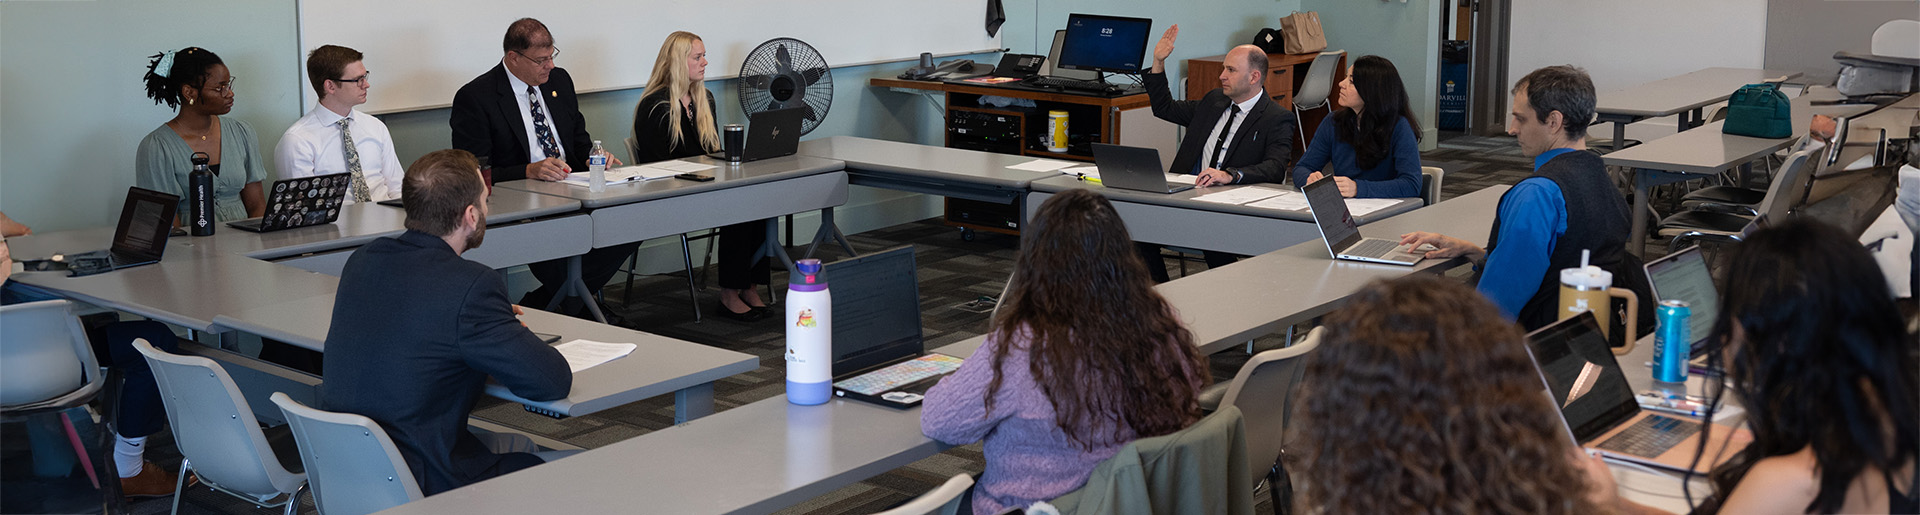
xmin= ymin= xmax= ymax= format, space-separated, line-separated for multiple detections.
xmin=709 ymin=107 xmax=806 ymax=163
xmin=228 ymin=172 xmax=351 ymax=232
xmin=64 ymin=187 xmax=178 ymax=277
xmin=1090 ymin=143 xmax=1193 ymax=194
xmin=823 ymin=245 xmax=965 ymax=409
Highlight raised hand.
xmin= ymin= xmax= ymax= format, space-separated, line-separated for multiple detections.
xmin=1154 ymin=25 xmax=1180 ymax=65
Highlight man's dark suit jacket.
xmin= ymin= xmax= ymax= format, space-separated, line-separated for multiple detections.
xmin=1143 ymin=72 xmax=1297 ymax=184
xmin=451 ymin=64 xmax=593 ymax=183
xmin=320 ymin=230 xmax=571 ymax=495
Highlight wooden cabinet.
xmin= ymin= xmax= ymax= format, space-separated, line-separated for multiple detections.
xmin=1185 ymin=51 xmax=1347 ymax=160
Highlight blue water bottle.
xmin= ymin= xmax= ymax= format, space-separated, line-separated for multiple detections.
xmin=1652 ymin=300 xmax=1691 ymax=383
xmin=785 ymin=259 xmax=833 ymax=405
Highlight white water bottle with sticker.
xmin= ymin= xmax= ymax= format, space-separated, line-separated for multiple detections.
xmin=786 ymin=258 xmax=832 ymax=405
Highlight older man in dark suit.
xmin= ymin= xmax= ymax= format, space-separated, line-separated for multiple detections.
xmin=321 ymin=149 xmax=572 ymax=495
xmin=1135 ymin=25 xmax=1298 ymax=282
xmin=450 ymin=18 xmax=632 ymax=321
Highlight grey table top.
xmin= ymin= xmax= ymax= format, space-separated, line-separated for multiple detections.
xmin=1028 ymin=175 xmax=1423 ymax=223
xmin=1601 ymin=95 xmax=1814 ymax=174
xmin=375 ymin=185 xmax=1514 ymax=515
xmin=796 ymin=136 xmax=1055 ymax=190
xmin=1595 ymin=67 xmax=1804 ymax=118
xmin=8 ymin=248 xmax=338 ymax=332
xmin=211 ymin=294 xmax=757 ymax=417
xmin=495 ymin=155 xmax=844 ymax=209
xmin=191 ymin=189 xmax=581 ymax=261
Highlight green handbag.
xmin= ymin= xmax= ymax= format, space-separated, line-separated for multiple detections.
xmin=1722 ymin=83 xmax=1792 ymax=139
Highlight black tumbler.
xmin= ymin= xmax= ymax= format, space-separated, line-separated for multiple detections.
xmin=724 ymin=124 xmax=745 ymax=162
xmin=188 ymin=152 xmax=215 ymax=236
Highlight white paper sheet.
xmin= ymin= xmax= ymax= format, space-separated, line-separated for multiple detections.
xmin=1344 ymin=198 xmax=1402 ymax=217
xmin=1164 ymin=173 xmax=1197 ymax=185
xmin=562 ymin=165 xmax=681 ymax=187
xmin=1059 ymin=166 xmax=1100 ymax=179
xmin=552 ymin=339 xmax=638 ymax=373
xmin=1245 ymin=191 xmax=1311 ymax=211
xmin=1191 ymin=186 xmax=1288 ymax=205
xmin=1007 ymin=159 xmax=1076 ymax=172
xmin=651 ymin=160 xmax=716 ymax=173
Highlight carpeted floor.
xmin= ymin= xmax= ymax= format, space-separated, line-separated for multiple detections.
xmin=1 ymin=131 xmax=1609 ymax=515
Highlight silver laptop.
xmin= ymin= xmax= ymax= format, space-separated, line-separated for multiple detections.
xmin=1524 ymin=312 xmax=1747 ymax=473
xmin=1302 ymin=177 xmax=1421 ymax=265
xmin=1090 ymin=143 xmax=1193 ymax=194
xmin=1642 ymin=245 xmax=1720 ymax=356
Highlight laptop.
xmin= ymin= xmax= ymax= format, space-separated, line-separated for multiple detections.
xmin=1302 ymin=177 xmax=1423 ymax=265
xmin=1524 ymin=312 xmax=1749 ymax=473
xmin=64 ymin=187 xmax=179 ymax=277
xmin=709 ymin=107 xmax=806 ymax=163
xmin=823 ymin=245 xmax=965 ymax=409
xmin=1090 ymin=143 xmax=1193 ymax=194
xmin=1642 ymin=245 xmax=1720 ymax=356
xmin=228 ymin=172 xmax=351 ymax=232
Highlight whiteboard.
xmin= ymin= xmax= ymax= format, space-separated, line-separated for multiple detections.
xmin=297 ymin=0 xmax=1002 ymax=114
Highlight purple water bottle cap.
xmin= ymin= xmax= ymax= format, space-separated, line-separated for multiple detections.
xmin=796 ymin=259 xmax=822 ymax=275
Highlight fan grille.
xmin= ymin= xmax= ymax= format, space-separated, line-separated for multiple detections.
xmin=737 ymin=37 xmax=833 ymax=136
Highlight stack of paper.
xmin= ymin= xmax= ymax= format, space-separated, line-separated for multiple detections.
xmin=562 ymin=160 xmax=716 ymax=187
xmin=1246 ymin=191 xmax=1311 ymax=211
xmin=1192 ymin=186 xmax=1287 ymax=205
xmin=1007 ymin=159 xmax=1076 ymax=172
xmin=1345 ymin=198 xmax=1401 ymax=217
xmin=1060 ymin=166 xmax=1100 ymax=179
xmin=552 ymin=339 xmax=638 ymax=373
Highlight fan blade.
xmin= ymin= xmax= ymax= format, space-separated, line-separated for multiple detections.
xmin=799 ymin=104 xmax=818 ymax=122
xmin=775 ymin=45 xmax=794 ymax=75
xmin=800 ymin=67 xmax=828 ymax=87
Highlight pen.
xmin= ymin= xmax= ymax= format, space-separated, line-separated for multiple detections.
xmin=1643 ymin=404 xmax=1704 ymax=418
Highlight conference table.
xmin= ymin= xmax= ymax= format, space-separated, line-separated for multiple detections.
xmin=373 ymin=185 xmax=1509 ymax=515
xmin=1028 ymin=175 xmax=1425 ymax=257
xmin=1594 ymin=67 xmax=1803 ymax=150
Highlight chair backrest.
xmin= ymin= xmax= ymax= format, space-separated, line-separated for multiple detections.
xmin=0 ymin=300 xmax=99 ymax=410
xmin=1757 ymin=149 xmax=1818 ymax=221
xmin=871 ymin=473 xmax=973 ymax=515
xmin=1218 ymin=327 xmax=1322 ymax=485
xmin=1873 ymin=20 xmax=1920 ymax=59
xmin=134 ymin=339 xmax=305 ymax=501
xmin=624 ymin=136 xmax=641 ymax=165
xmin=1419 ymin=166 xmax=1445 ymax=206
xmin=1292 ymin=51 xmax=1346 ymax=110
xmin=1049 ymin=406 xmax=1253 ymax=515
xmin=271 ymin=392 xmax=422 ymax=515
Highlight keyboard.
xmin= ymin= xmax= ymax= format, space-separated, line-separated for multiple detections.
xmin=1345 ymin=238 xmax=1402 ymax=258
xmin=1027 ymin=76 xmax=1110 ymax=92
xmin=1596 ymin=415 xmax=1701 ymax=457
xmin=833 ymin=354 xmax=964 ymax=395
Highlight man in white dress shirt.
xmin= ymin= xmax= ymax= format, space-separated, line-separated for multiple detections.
xmin=275 ymin=45 xmax=403 ymax=204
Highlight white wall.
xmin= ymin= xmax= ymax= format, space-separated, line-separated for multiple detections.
xmin=1302 ymin=0 xmax=1443 ymax=149
xmin=1509 ymin=0 xmax=1769 ymax=94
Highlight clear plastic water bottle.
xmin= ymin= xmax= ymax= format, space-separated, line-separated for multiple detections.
xmin=587 ymin=140 xmax=608 ymax=192
xmin=786 ymin=259 xmax=832 ymax=405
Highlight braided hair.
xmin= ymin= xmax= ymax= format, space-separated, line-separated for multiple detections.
xmin=142 ymin=47 xmax=224 ymax=109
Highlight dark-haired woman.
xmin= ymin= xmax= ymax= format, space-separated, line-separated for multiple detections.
xmin=1293 ymin=274 xmax=1607 ymax=514
xmin=1597 ymin=218 xmax=1916 ymax=515
xmin=1290 ymin=55 xmax=1423 ymax=198
xmin=921 ymin=188 xmax=1211 ymax=515
xmin=136 ymin=47 xmax=265 ymax=223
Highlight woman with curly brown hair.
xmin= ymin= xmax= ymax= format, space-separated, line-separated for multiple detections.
xmin=921 ymin=188 xmax=1211 ymax=515
xmin=1291 ymin=274 xmax=1608 ymax=514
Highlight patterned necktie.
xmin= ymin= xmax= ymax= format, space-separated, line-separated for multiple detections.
xmin=527 ymin=86 xmax=562 ymax=159
xmin=1209 ymin=104 xmax=1242 ymax=170
xmin=336 ymin=118 xmax=371 ymax=202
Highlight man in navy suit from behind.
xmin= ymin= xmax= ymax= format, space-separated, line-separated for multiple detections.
xmin=321 ymin=149 xmax=573 ymax=495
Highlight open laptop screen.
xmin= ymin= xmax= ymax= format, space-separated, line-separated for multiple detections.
xmin=826 ymin=246 xmax=924 ymax=377
xmin=114 ymin=187 xmax=179 ymax=259
xmin=1643 ymin=246 xmax=1719 ymax=350
xmin=1526 ymin=312 xmax=1640 ymax=443
xmin=1303 ymin=177 xmax=1362 ymax=251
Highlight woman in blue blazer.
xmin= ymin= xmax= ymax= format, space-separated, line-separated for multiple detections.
xmin=1292 ymin=55 xmax=1424 ymax=199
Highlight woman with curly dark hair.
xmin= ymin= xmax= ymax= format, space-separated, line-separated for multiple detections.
xmin=1292 ymin=274 xmax=1607 ymax=514
xmin=1602 ymin=218 xmax=1916 ymax=514
xmin=921 ymin=188 xmax=1211 ymax=515
xmin=136 ymin=47 xmax=265 ymax=224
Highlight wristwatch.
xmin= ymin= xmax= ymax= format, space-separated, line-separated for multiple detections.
xmin=1228 ymin=169 xmax=1244 ymax=184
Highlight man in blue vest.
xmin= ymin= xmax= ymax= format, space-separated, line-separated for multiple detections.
xmin=1401 ymin=65 xmax=1652 ymax=333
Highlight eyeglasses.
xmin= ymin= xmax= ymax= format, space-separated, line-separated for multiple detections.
xmin=515 ymin=47 xmax=559 ymax=65
xmin=203 ymin=77 xmax=235 ymax=95
xmin=333 ymin=72 xmax=370 ymax=85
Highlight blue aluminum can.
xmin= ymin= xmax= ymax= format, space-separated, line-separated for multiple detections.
xmin=1653 ymin=300 xmax=1691 ymax=383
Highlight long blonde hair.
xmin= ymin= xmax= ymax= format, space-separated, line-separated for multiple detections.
xmin=640 ymin=31 xmax=720 ymax=153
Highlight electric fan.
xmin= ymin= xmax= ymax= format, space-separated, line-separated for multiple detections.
xmin=738 ymin=37 xmax=833 ymax=135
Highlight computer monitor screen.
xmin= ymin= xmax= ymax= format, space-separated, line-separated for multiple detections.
xmin=826 ymin=246 xmax=925 ymax=376
xmin=1057 ymin=14 xmax=1153 ymax=74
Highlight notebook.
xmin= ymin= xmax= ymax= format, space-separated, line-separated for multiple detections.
xmin=227 ymin=173 xmax=351 ymax=232
xmin=1090 ymin=143 xmax=1193 ymax=194
xmin=1642 ymin=245 xmax=1720 ymax=356
xmin=1302 ymin=176 xmax=1423 ymax=265
xmin=62 ymin=187 xmax=179 ymax=277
